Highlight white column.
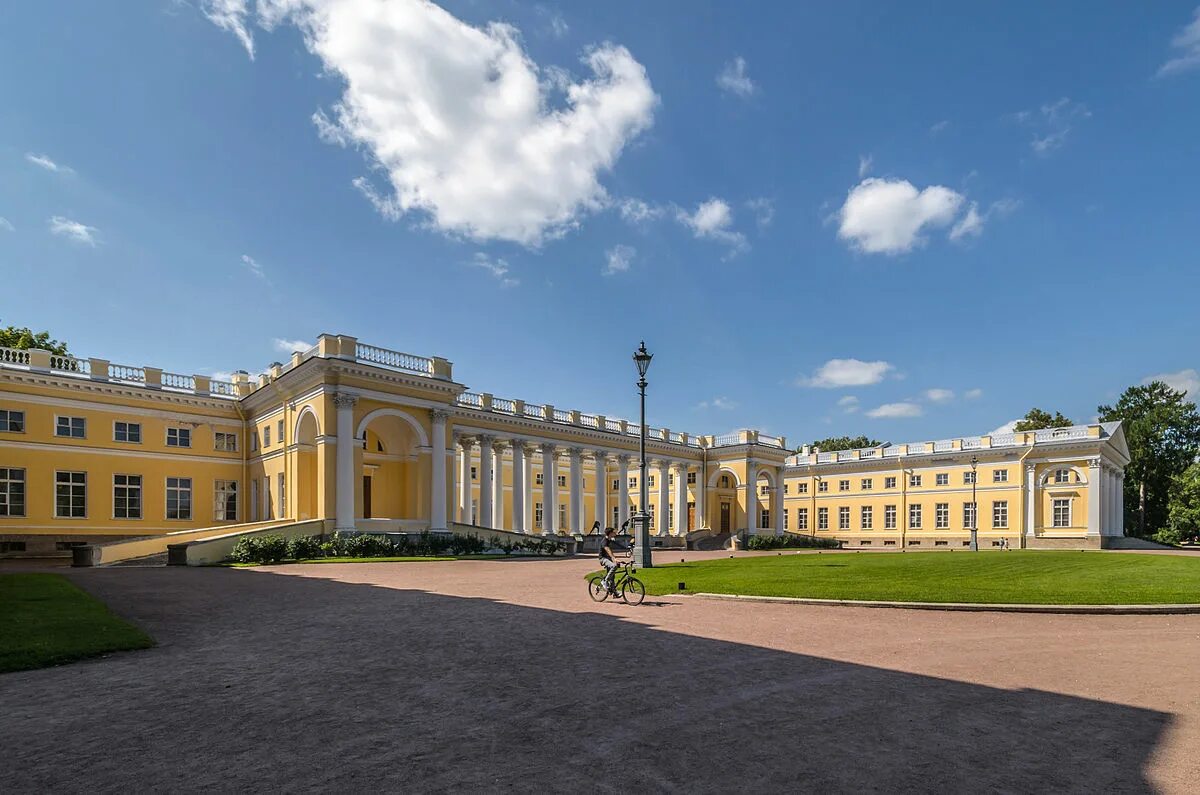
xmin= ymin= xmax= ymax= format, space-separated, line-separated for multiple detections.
xmin=774 ymin=466 xmax=786 ymax=536
xmin=695 ymin=465 xmax=707 ymax=529
xmin=1116 ymin=471 xmax=1125 ymax=535
xmin=593 ymin=452 xmax=608 ymax=529
xmin=541 ymin=443 xmax=557 ymax=535
xmin=478 ymin=434 xmax=494 ymax=529
xmin=450 ymin=433 xmax=460 ymax=524
xmin=511 ymin=439 xmax=526 ymax=533
xmin=459 ymin=437 xmax=475 ymax=524
xmin=657 ymin=459 xmax=671 ymax=536
xmin=673 ymin=462 xmax=688 ymax=536
xmin=524 ymin=449 xmax=534 ymax=531
xmin=617 ymin=454 xmax=631 ymax=525
xmin=1024 ymin=464 xmax=1037 ymax=539
xmin=1087 ymin=458 xmax=1101 ymax=537
xmin=333 ymin=392 xmax=358 ymax=531
xmin=492 ymin=439 xmax=507 ymax=529
xmin=568 ymin=447 xmax=584 ymax=534
xmin=745 ymin=460 xmax=759 ymax=533
xmin=430 ymin=410 xmax=449 ymax=531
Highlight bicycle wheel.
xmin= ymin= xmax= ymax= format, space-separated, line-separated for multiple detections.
xmin=620 ymin=577 xmax=645 ymax=606
xmin=588 ymin=575 xmax=610 ymax=602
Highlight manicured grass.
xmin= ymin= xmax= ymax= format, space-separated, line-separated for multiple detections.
xmin=630 ymin=551 xmax=1200 ymax=605
xmin=0 ymin=574 xmax=153 ymax=673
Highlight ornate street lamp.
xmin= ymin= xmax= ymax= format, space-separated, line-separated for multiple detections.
xmin=970 ymin=455 xmax=979 ymax=552
xmin=633 ymin=341 xmax=654 ymax=568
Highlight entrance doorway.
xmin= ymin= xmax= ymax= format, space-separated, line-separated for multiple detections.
xmin=687 ymin=502 xmax=695 ymax=533
xmin=720 ymin=502 xmax=731 ymax=533
xmin=363 ymin=476 xmax=373 ymax=519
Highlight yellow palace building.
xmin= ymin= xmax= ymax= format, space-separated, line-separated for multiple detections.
xmin=0 ymin=334 xmax=1129 ymax=558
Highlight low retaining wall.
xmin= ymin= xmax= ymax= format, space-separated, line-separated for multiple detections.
xmin=167 ymin=519 xmax=333 ymax=566
xmin=447 ymin=523 xmax=577 ymax=556
xmin=694 ymin=592 xmax=1200 ymax=615
xmin=73 ymin=519 xmax=294 ymax=567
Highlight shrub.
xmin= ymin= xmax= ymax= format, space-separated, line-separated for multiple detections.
xmin=286 ymin=535 xmax=323 ymax=561
xmin=744 ymin=533 xmax=839 ymax=551
xmin=1151 ymin=527 xmax=1184 ymax=546
xmin=230 ymin=534 xmax=290 ymax=564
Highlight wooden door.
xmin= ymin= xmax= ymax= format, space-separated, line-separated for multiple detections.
xmin=363 ymin=476 xmax=373 ymax=519
xmin=720 ymin=502 xmax=731 ymax=532
xmin=687 ymin=502 xmax=695 ymax=533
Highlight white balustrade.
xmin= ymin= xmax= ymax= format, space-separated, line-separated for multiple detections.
xmin=355 ymin=342 xmax=434 ymax=375
xmin=161 ymin=371 xmax=194 ymax=391
xmin=0 ymin=347 xmax=31 ymax=366
xmin=109 ymin=364 xmax=145 ymax=382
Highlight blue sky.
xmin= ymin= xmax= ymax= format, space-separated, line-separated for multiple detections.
xmin=2 ymin=1 xmax=1198 ymax=445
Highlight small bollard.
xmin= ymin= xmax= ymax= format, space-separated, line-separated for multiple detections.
xmin=678 ymin=582 xmax=686 ymax=591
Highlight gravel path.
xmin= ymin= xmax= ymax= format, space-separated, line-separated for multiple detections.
xmin=3 ymin=551 xmax=1198 ymax=792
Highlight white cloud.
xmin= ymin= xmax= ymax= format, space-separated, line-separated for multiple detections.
xmin=1144 ymin=368 xmax=1200 ymax=398
xmin=616 ymin=197 xmax=663 ymax=224
xmin=857 ymin=154 xmax=873 ymax=178
xmin=201 ymin=0 xmax=255 ymax=59
xmin=207 ymin=370 xmax=237 ymax=383
xmin=272 ymin=338 xmax=312 ymax=354
xmin=470 ymin=252 xmax=518 ymax=287
xmin=716 ymin=56 xmax=756 ymax=97
xmin=964 ymin=388 xmax=983 ymax=400
xmin=1158 ymin=7 xmax=1200 ymax=77
xmin=241 ymin=254 xmax=268 ymax=280
xmin=837 ymin=395 xmax=860 ymax=414
xmin=929 ymin=120 xmax=949 ymax=135
xmin=47 ymin=216 xmax=97 ymax=246
xmin=746 ymin=197 xmax=774 ymax=229
xmin=924 ymin=388 xmax=955 ymax=403
xmin=1017 ymin=98 xmax=1090 ymax=156
xmin=866 ymin=402 xmax=923 ymax=419
xmin=676 ymin=198 xmax=746 ymax=252
xmin=0 ymin=217 xmax=12 ymax=232
xmin=208 ymin=1 xmax=657 ymax=247
xmin=698 ymin=396 xmax=737 ymax=410
xmin=989 ymin=419 xmax=1019 ymax=436
xmin=837 ymin=178 xmax=966 ymax=254
xmin=603 ymin=244 xmax=635 ymax=276
xmin=800 ymin=358 xmax=894 ymax=388
xmin=537 ymin=6 xmax=569 ymax=39
xmin=949 ymin=203 xmax=983 ymax=241
xmin=25 ymin=153 xmax=74 ymax=175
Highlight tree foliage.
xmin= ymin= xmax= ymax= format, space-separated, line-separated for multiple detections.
xmin=1168 ymin=462 xmax=1200 ymax=541
xmin=1098 ymin=381 xmax=1200 ymax=536
xmin=1013 ymin=408 xmax=1073 ymax=432
xmin=809 ymin=435 xmax=881 ymax=452
xmin=0 ymin=322 xmax=69 ymax=356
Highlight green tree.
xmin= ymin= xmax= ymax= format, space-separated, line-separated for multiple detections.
xmin=0 ymin=322 xmax=69 ymax=356
xmin=809 ymin=435 xmax=881 ymax=452
xmin=1013 ymin=408 xmax=1073 ymax=432
xmin=1098 ymin=381 xmax=1200 ymax=536
xmin=1168 ymin=462 xmax=1200 ymax=542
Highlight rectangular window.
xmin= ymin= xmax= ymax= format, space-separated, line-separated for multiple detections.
xmin=278 ymin=474 xmax=285 ymax=517
xmin=536 ymin=473 xmax=544 ymax=486
xmin=861 ymin=506 xmax=873 ymax=529
xmin=936 ymin=473 xmax=949 ymax=486
xmin=993 ymin=469 xmax=1009 ymax=483
xmin=215 ymin=480 xmax=238 ymax=521
xmin=687 ymin=472 xmax=696 ymax=485
xmin=838 ymin=506 xmax=850 ymax=530
xmin=251 ymin=430 xmax=260 ymax=451
xmin=471 ymin=466 xmax=478 ymax=480
xmin=0 ymin=541 xmax=27 ymax=552
xmin=817 ymin=507 xmax=829 ymax=530
xmin=838 ymin=479 xmax=850 ymax=492
xmin=935 ymin=540 xmax=948 ymax=547
xmin=669 ymin=504 xmax=675 ymax=529
xmin=884 ymin=504 xmax=897 ymax=529
xmin=884 ymin=476 xmax=897 ymax=489
xmin=612 ymin=505 xmax=619 ymax=527
xmin=1055 ymin=468 xmax=1071 ymax=484
xmin=0 ymin=409 xmax=25 ymax=433
xmin=55 ymin=471 xmax=87 ymax=518
xmin=992 ymin=500 xmax=1008 ymax=528
xmin=818 ymin=481 xmax=828 ymax=493
xmin=719 ymin=476 xmax=729 ymax=488
xmin=1053 ymin=498 xmax=1071 ymax=527
xmin=263 ymin=476 xmax=271 ymax=520
xmin=263 ymin=425 xmax=271 ymax=447
xmin=535 ymin=502 xmax=543 ymax=529
xmin=214 ymin=432 xmax=237 ymax=452
xmin=648 ymin=475 xmax=656 ymax=489
xmin=861 ymin=478 xmax=873 ymax=490
xmin=277 ymin=420 xmax=284 ymax=445
xmin=114 ymin=421 xmax=142 ymax=443
xmin=963 ymin=501 xmax=977 ymax=530
xmin=557 ymin=475 xmax=566 ymax=488
xmin=56 ymin=416 xmax=86 ymax=438
xmin=612 ymin=478 xmax=620 ymax=491
xmin=935 ymin=502 xmax=949 ymax=529
xmin=783 ymin=509 xmax=789 ymax=530
xmin=963 ymin=471 xmax=977 ymax=485
xmin=909 ymin=503 xmax=922 ymax=529
xmin=166 ymin=428 xmax=191 ymax=448
xmin=669 ymin=474 xmax=674 ymax=487
xmin=784 ymin=484 xmax=789 ymax=495
xmin=250 ymin=479 xmax=259 ymax=522
xmin=0 ymin=468 xmax=26 ymax=517
xmin=909 ymin=474 xmax=922 ymax=487
xmin=558 ymin=503 xmax=567 ymax=530
xmin=629 ymin=477 xmax=637 ymax=489
xmin=797 ymin=507 xmax=808 ymax=530
xmin=760 ymin=485 xmax=770 ymax=495
xmin=113 ymin=474 xmax=142 ymax=519
xmin=166 ymin=477 xmax=192 ymax=520
xmin=797 ymin=482 xmax=808 ymax=494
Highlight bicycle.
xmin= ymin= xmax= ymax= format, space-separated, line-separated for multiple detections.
xmin=588 ymin=531 xmax=645 ymax=606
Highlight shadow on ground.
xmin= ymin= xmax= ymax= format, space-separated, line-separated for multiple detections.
xmin=0 ymin=567 xmax=1169 ymax=792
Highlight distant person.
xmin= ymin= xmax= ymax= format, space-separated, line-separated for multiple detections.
xmin=599 ymin=527 xmax=619 ymax=594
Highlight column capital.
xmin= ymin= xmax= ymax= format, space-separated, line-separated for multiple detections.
xmin=568 ymin=446 xmax=585 ymax=460
xmin=539 ymin=441 xmax=557 ymax=455
xmin=592 ymin=450 xmax=609 ymax=463
xmin=430 ymin=408 xmax=451 ymax=423
xmin=491 ymin=438 xmax=509 ymax=453
xmin=332 ymin=392 xmax=359 ymax=409
xmin=458 ymin=436 xmax=476 ymax=451
xmin=478 ymin=433 xmax=496 ymax=446
xmin=616 ymin=453 xmax=632 ymax=465
xmin=511 ymin=437 xmax=529 ymax=449
xmin=1025 ymin=463 xmax=1037 ymax=474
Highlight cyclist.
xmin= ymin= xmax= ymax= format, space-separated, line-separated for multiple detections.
xmin=598 ymin=527 xmax=620 ymax=594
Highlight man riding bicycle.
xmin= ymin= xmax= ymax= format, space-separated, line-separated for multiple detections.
xmin=598 ymin=527 xmax=621 ymax=594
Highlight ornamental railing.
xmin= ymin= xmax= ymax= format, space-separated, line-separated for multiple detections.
xmin=0 ymin=347 xmax=31 ymax=366
xmin=355 ymin=343 xmax=434 ymax=376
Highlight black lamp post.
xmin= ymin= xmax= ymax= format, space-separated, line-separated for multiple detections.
xmin=970 ymin=455 xmax=979 ymax=552
xmin=633 ymin=341 xmax=654 ymax=568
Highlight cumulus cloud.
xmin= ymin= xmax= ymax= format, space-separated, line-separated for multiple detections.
xmin=989 ymin=419 xmax=1019 ymax=436
xmin=800 ymin=358 xmax=894 ymax=388
xmin=949 ymin=203 xmax=983 ymax=241
xmin=272 ymin=338 xmax=312 ymax=354
xmin=616 ymin=198 xmax=663 ymax=224
xmin=1144 ymin=368 xmax=1200 ymax=398
xmin=716 ymin=56 xmax=756 ymax=97
xmin=206 ymin=1 xmax=657 ymax=247
xmin=469 ymin=253 xmax=519 ymax=287
xmin=201 ymin=0 xmax=255 ymax=58
xmin=603 ymin=244 xmax=635 ymax=276
xmin=1016 ymin=98 xmax=1090 ymax=155
xmin=838 ymin=395 xmax=860 ymax=414
xmin=25 ymin=153 xmax=74 ymax=174
xmin=48 ymin=216 xmax=97 ymax=246
xmin=676 ymin=198 xmax=747 ymax=252
xmin=964 ymin=388 xmax=984 ymax=400
xmin=0 ymin=217 xmax=13 ymax=232
xmin=698 ymin=396 xmax=737 ymax=410
xmin=857 ymin=154 xmax=873 ymax=178
xmin=1158 ymin=7 xmax=1200 ymax=77
xmin=837 ymin=178 xmax=967 ymax=255
xmin=924 ymin=388 xmax=955 ymax=403
xmin=866 ymin=402 xmax=923 ymax=419
xmin=746 ymin=197 xmax=774 ymax=229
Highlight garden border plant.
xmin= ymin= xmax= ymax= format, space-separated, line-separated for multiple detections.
xmin=229 ymin=531 xmax=567 ymax=565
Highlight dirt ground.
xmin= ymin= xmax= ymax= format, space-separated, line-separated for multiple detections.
xmin=3 ymin=550 xmax=1199 ymax=793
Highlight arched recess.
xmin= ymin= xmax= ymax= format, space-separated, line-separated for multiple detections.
xmin=707 ymin=466 xmax=742 ymax=489
xmin=295 ymin=407 xmax=320 ymax=520
xmin=1039 ymin=464 xmax=1088 ymax=487
xmin=355 ymin=407 xmax=429 ymax=449
xmin=708 ymin=466 xmax=740 ymax=535
xmin=357 ymin=409 xmax=426 ymax=521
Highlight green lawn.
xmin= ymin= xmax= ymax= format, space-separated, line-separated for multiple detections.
xmin=0 ymin=574 xmax=153 ymax=673
xmin=630 ymin=551 xmax=1200 ymax=604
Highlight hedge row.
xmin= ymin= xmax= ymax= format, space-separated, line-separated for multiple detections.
xmin=229 ymin=531 xmax=566 ymax=564
xmin=743 ymin=532 xmax=840 ymax=551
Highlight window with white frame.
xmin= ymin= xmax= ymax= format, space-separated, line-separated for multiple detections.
xmin=262 ymin=425 xmax=271 ymax=447
xmin=630 ymin=477 xmax=638 ymax=489
xmin=993 ymin=469 xmax=1009 ymax=483
xmin=992 ymin=500 xmax=1008 ymax=528
xmin=1055 ymin=468 xmax=1071 ymax=484
xmin=250 ymin=479 xmax=259 ymax=522
xmin=783 ymin=509 xmax=789 ymax=530
xmin=760 ymin=485 xmax=770 ymax=495
xmin=536 ymin=473 xmax=543 ymax=486
xmin=648 ymin=475 xmax=656 ymax=488
xmin=817 ymin=507 xmax=828 ymax=530
xmin=797 ymin=482 xmax=808 ymax=494
xmin=215 ymin=432 xmax=237 ymax=452
xmin=166 ymin=477 xmax=192 ymax=520
xmin=884 ymin=504 xmax=897 ymax=529
xmin=670 ymin=504 xmax=675 ymax=529
xmin=535 ymin=502 xmax=543 ymax=528
xmin=113 ymin=474 xmax=142 ymax=519
xmin=277 ymin=419 xmax=284 ymax=445
xmin=55 ymin=471 xmax=87 ymax=518
xmin=760 ymin=508 xmax=770 ymax=528
xmin=278 ymin=474 xmax=285 ymax=517
xmin=838 ymin=479 xmax=850 ymax=492
xmin=114 ymin=421 xmax=141 ymax=443
xmin=687 ymin=472 xmax=696 ymax=485
xmin=215 ymin=480 xmax=238 ymax=521
xmin=909 ymin=474 xmax=922 ymax=487
xmin=669 ymin=474 xmax=674 ymax=487
xmin=935 ymin=502 xmax=949 ymax=528
xmin=1053 ymin=498 xmax=1071 ymax=527
xmin=936 ymin=473 xmax=949 ymax=486
xmin=818 ymin=481 xmax=828 ymax=493
xmin=909 ymin=503 xmax=922 ymax=528
xmin=784 ymin=484 xmax=789 ymax=494
xmin=558 ymin=504 xmax=567 ymax=530
xmin=612 ymin=506 xmax=619 ymax=527
xmin=166 ymin=428 xmax=191 ymax=448
xmin=797 ymin=507 xmax=808 ymax=530
xmin=884 ymin=476 xmax=896 ymax=489
xmin=557 ymin=475 xmax=566 ymax=487
xmin=612 ymin=478 xmax=620 ymax=491
xmin=471 ymin=466 xmax=478 ymax=480
xmin=0 ymin=409 xmax=25 ymax=433
xmin=56 ymin=416 xmax=86 ymax=438
xmin=861 ymin=478 xmax=873 ymax=490
xmin=0 ymin=468 xmax=26 ymax=517
xmin=838 ymin=506 xmax=850 ymax=530
xmin=963 ymin=471 xmax=976 ymax=485
xmin=861 ymin=505 xmax=873 ymax=529
xmin=251 ymin=430 xmax=259 ymax=451
xmin=963 ymin=501 xmax=977 ymax=529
